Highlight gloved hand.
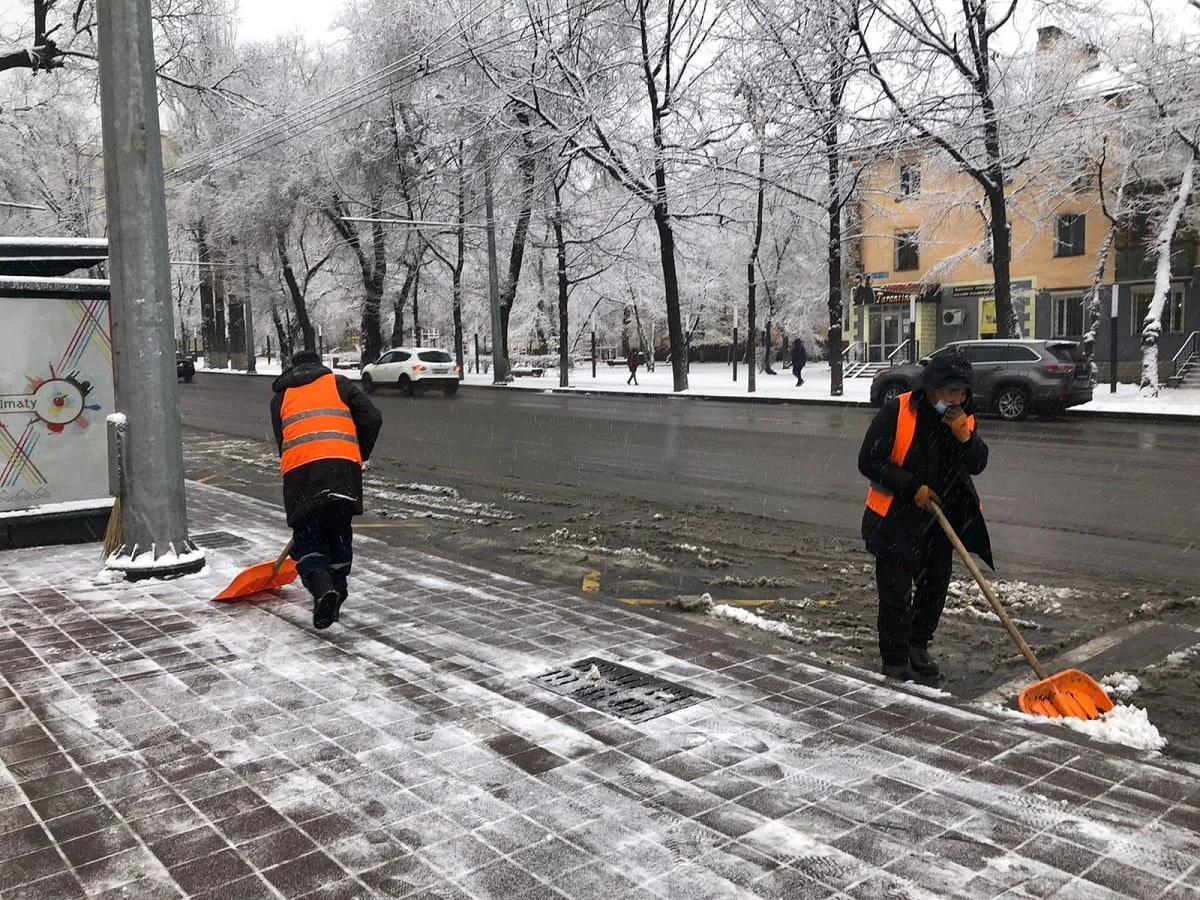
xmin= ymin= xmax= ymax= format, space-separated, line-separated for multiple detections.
xmin=361 ymin=459 xmax=371 ymax=472
xmin=913 ymin=485 xmax=941 ymax=511
xmin=943 ymin=408 xmax=972 ymax=443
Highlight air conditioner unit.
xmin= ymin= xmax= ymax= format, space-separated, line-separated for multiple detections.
xmin=942 ymin=308 xmax=966 ymax=326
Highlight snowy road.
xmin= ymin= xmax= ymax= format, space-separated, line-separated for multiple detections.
xmin=180 ymin=372 xmax=1199 ymax=589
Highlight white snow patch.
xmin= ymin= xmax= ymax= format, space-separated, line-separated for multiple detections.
xmin=709 ymin=604 xmax=847 ymax=645
xmin=105 ymin=544 xmax=207 ymax=570
xmin=1100 ymin=672 xmax=1141 ymax=697
xmin=987 ymin=701 xmax=1169 ymax=753
xmin=1054 ymin=705 xmax=1166 ymax=752
xmin=0 ymin=497 xmax=114 ymax=518
xmin=711 ymin=603 xmax=797 ymax=639
xmin=1164 ymin=644 xmax=1200 ymax=667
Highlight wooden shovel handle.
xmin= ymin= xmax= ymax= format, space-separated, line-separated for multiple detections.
xmin=930 ymin=502 xmax=1048 ymax=680
xmin=271 ymin=538 xmax=295 ymax=577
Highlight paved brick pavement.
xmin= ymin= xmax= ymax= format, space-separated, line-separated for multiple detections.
xmin=2 ymin=483 xmax=1199 ymax=899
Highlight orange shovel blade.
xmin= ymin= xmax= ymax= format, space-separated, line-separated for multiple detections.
xmin=211 ymin=558 xmax=299 ymax=601
xmin=1018 ymin=668 xmax=1115 ymax=721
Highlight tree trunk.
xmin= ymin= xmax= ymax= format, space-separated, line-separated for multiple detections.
xmin=985 ymin=181 xmax=1018 ymax=338
xmin=638 ymin=0 xmax=687 ymax=391
xmin=827 ymin=140 xmax=844 ymax=396
xmin=1083 ymin=168 xmax=1128 ymax=367
xmin=655 ymin=198 xmax=688 ymax=391
xmin=974 ymin=2 xmax=1019 ymax=341
xmin=269 ymin=300 xmax=289 ymax=364
xmin=553 ymin=177 xmax=571 ymax=388
xmin=1141 ymin=157 xmax=1194 ymax=395
xmin=196 ymin=224 xmax=217 ymax=363
xmin=412 ymin=272 xmax=424 ymax=344
xmin=1082 ymin=219 xmax=1119 ymax=367
xmin=452 ymin=151 xmax=467 ymax=375
xmin=276 ymin=229 xmax=316 ymax=352
xmin=361 ymin=210 xmax=387 ymax=365
xmin=499 ymin=124 xmax=539 ymax=357
xmin=390 ymin=264 xmax=419 ymax=347
xmin=746 ymin=148 xmax=765 ymax=393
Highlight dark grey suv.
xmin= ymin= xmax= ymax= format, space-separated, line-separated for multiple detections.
xmin=869 ymin=340 xmax=1094 ymax=421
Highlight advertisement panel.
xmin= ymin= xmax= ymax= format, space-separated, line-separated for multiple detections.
xmin=0 ymin=294 xmax=114 ymax=512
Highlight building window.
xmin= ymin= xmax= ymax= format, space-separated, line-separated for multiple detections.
xmin=895 ymin=231 xmax=919 ymax=271
xmin=1051 ymin=295 xmax=1085 ymax=337
xmin=899 ymin=163 xmax=921 ymax=197
xmin=1132 ymin=288 xmax=1185 ymax=335
xmin=1054 ymin=214 xmax=1086 ymax=257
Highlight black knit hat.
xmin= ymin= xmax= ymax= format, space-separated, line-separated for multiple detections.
xmin=921 ymin=348 xmax=973 ymax=391
xmin=290 ymin=350 xmax=322 ymax=367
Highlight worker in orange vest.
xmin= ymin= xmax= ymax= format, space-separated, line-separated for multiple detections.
xmin=271 ymin=349 xmax=382 ymax=629
xmin=858 ymin=349 xmax=992 ymax=682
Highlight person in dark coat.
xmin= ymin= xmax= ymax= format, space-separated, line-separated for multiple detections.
xmin=270 ymin=350 xmax=382 ymax=629
xmin=791 ymin=339 xmax=807 ymax=386
xmin=857 ymin=348 xmax=991 ymax=681
xmin=627 ymin=348 xmax=641 ymax=385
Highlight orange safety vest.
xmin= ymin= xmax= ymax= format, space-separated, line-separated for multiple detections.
xmin=279 ymin=374 xmax=362 ymax=474
xmin=865 ymin=392 xmax=974 ymax=516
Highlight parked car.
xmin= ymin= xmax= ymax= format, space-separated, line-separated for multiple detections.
xmin=869 ymin=339 xmax=1094 ymax=421
xmin=176 ymin=354 xmax=195 ymax=383
xmin=359 ymin=347 xmax=461 ymax=396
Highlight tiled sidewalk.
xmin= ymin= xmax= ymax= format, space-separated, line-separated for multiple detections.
xmin=2 ymin=483 xmax=1199 ymax=899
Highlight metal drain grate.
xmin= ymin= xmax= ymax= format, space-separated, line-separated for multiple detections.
xmin=190 ymin=530 xmax=252 ymax=550
xmin=533 ymin=657 xmax=710 ymax=723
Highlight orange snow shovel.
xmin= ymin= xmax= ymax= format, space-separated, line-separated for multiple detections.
xmin=211 ymin=540 xmax=298 ymax=602
xmin=930 ymin=502 xmax=1113 ymax=721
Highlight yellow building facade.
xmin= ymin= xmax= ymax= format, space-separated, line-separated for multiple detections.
xmin=845 ymin=151 xmax=1197 ymax=367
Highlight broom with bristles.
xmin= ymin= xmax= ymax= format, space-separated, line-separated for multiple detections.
xmin=102 ymin=495 xmax=122 ymax=559
xmin=103 ymin=414 xmax=127 ymax=561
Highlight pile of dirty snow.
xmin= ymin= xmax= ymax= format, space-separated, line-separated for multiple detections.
xmin=943 ymin=578 xmax=1089 ymax=628
xmin=1100 ymin=671 xmax=1141 ymax=699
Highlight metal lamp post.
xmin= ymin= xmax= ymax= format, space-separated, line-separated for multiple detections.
xmin=98 ymin=0 xmax=203 ymax=578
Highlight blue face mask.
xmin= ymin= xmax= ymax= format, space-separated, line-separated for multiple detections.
xmin=933 ymin=399 xmax=953 ymax=415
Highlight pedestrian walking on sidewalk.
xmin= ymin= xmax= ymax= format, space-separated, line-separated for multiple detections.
xmin=857 ymin=348 xmax=992 ymax=682
xmin=271 ymin=350 xmax=382 ymax=630
xmin=627 ymin=348 xmax=641 ymax=385
xmin=791 ymin=339 xmax=807 ymax=386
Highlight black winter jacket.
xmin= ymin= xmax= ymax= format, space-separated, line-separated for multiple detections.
xmin=858 ymin=391 xmax=993 ymax=572
xmin=270 ymin=363 xmax=383 ymax=526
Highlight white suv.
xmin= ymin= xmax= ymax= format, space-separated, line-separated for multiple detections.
xmin=360 ymin=347 xmax=461 ymax=396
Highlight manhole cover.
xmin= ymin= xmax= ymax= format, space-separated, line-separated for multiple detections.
xmin=533 ymin=657 xmax=710 ymax=723
xmin=190 ymin=530 xmax=251 ymax=550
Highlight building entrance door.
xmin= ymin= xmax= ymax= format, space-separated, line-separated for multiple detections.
xmin=867 ymin=307 xmax=910 ymax=363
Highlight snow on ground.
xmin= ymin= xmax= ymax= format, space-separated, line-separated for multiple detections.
xmin=196 ymin=355 xmax=1200 ymax=415
xmin=982 ymin=694 xmax=1169 ymax=753
xmin=1050 ymin=704 xmax=1169 ymax=752
xmin=1101 ymin=671 xmax=1142 ymax=698
xmin=943 ymin=578 xmax=1080 ymax=625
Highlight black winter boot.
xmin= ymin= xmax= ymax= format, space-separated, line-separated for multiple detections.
xmin=909 ymin=647 xmax=941 ymax=678
xmin=881 ymin=662 xmax=919 ymax=681
xmin=304 ymin=568 xmax=340 ymax=630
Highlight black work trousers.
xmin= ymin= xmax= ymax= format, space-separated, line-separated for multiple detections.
xmin=875 ymin=528 xmax=954 ymax=666
xmin=290 ymin=504 xmax=355 ymax=602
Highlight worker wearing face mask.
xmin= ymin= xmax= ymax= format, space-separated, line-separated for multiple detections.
xmin=858 ymin=348 xmax=993 ymax=683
